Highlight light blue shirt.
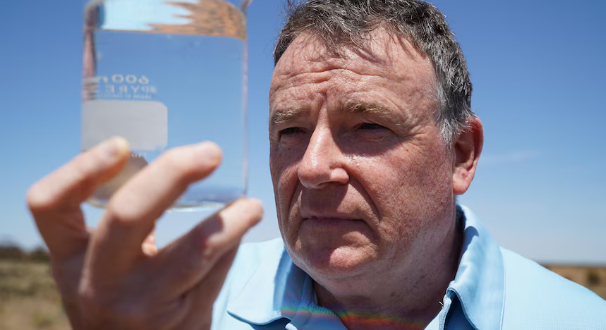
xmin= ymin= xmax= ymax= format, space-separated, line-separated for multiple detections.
xmin=211 ymin=206 xmax=606 ymax=329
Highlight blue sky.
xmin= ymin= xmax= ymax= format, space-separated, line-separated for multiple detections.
xmin=1 ymin=0 xmax=604 ymax=264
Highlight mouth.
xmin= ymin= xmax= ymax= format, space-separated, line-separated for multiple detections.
xmin=300 ymin=206 xmax=368 ymax=223
xmin=297 ymin=204 xmax=373 ymax=233
xmin=301 ymin=217 xmax=367 ymax=229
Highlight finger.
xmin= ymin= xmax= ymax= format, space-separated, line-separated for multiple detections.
xmin=27 ymin=137 xmax=130 ymax=261
xmin=88 ymin=142 xmax=223 ymax=278
xmin=149 ymin=198 xmax=263 ymax=299
xmin=142 ymin=230 xmax=158 ymax=256
xmin=176 ymin=246 xmax=239 ymax=330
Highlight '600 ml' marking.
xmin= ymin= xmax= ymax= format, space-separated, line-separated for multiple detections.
xmin=95 ymin=74 xmax=158 ymax=100
xmin=100 ymin=74 xmax=149 ymax=84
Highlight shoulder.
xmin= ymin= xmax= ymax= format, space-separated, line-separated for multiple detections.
xmin=211 ymin=238 xmax=286 ymax=330
xmin=234 ymin=238 xmax=286 ymax=268
xmin=500 ymin=248 xmax=606 ymax=329
xmin=222 ymin=238 xmax=285 ymax=295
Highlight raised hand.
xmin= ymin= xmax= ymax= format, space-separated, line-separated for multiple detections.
xmin=27 ymin=138 xmax=263 ymax=330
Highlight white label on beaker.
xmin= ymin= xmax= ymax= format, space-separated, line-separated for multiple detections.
xmin=82 ymin=100 xmax=168 ymax=151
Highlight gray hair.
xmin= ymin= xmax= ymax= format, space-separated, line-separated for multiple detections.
xmin=274 ymin=0 xmax=474 ymax=144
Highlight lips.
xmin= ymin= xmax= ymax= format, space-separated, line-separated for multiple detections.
xmin=300 ymin=209 xmax=363 ymax=220
xmin=299 ymin=205 xmax=372 ymax=228
xmin=302 ymin=217 xmax=367 ymax=230
xmin=294 ymin=202 xmax=375 ymax=246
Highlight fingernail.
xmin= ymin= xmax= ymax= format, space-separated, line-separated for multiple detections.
xmin=99 ymin=137 xmax=129 ymax=160
xmin=197 ymin=141 xmax=222 ymax=163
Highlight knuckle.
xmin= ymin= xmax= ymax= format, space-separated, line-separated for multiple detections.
xmin=163 ymin=149 xmax=190 ymax=171
xmin=197 ymin=229 xmax=223 ymax=265
xmin=26 ymin=183 xmax=50 ymax=212
xmin=103 ymin=183 xmax=147 ymax=227
xmin=69 ymin=151 xmax=95 ymax=174
xmin=175 ymin=230 xmax=219 ymax=279
xmin=219 ymin=199 xmax=264 ymax=231
xmin=160 ymin=147 xmax=199 ymax=183
xmin=27 ymin=156 xmax=101 ymax=214
xmin=103 ymin=201 xmax=141 ymax=230
xmin=192 ymin=234 xmax=216 ymax=266
xmin=26 ymin=181 xmax=75 ymax=214
xmin=200 ymin=239 xmax=219 ymax=265
xmin=78 ymin=284 xmax=107 ymax=318
xmin=79 ymin=284 xmax=149 ymax=328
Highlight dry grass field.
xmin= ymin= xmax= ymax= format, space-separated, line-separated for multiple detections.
xmin=0 ymin=257 xmax=604 ymax=330
xmin=0 ymin=260 xmax=70 ymax=330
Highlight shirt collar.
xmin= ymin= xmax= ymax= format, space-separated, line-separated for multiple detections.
xmin=228 ymin=205 xmax=505 ymax=329
xmin=445 ymin=205 xmax=505 ymax=330
xmin=227 ymin=244 xmax=316 ymax=325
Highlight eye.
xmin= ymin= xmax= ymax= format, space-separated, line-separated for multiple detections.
xmin=358 ymin=123 xmax=386 ymax=130
xmin=352 ymin=122 xmax=393 ymax=141
xmin=279 ymin=127 xmax=305 ymax=136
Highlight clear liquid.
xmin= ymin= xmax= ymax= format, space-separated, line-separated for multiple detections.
xmin=82 ymin=2 xmax=248 ymax=210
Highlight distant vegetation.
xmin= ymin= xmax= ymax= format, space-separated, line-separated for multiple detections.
xmin=0 ymin=243 xmax=50 ymax=263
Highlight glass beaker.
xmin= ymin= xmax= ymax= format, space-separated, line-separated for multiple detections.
xmin=81 ymin=0 xmax=250 ymax=210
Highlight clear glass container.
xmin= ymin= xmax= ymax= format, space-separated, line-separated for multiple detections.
xmin=81 ymin=0 xmax=250 ymax=210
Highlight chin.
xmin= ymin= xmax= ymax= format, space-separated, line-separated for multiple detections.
xmin=292 ymin=243 xmax=378 ymax=280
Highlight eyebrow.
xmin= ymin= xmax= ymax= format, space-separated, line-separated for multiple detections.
xmin=270 ymin=108 xmax=307 ymax=125
xmin=345 ymin=100 xmax=398 ymax=118
xmin=269 ymin=100 xmax=404 ymax=130
xmin=269 ymin=108 xmax=308 ymax=133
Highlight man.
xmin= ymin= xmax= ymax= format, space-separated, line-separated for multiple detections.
xmin=27 ymin=0 xmax=606 ymax=329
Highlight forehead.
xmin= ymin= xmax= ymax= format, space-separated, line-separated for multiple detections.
xmin=269 ymin=28 xmax=437 ymax=108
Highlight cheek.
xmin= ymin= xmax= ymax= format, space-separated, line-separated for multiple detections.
xmin=360 ymin=142 xmax=452 ymax=235
xmin=270 ymin=145 xmax=300 ymax=188
xmin=270 ymin=146 xmax=304 ymax=225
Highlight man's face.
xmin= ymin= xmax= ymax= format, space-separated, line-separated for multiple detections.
xmin=269 ymin=29 xmax=457 ymax=284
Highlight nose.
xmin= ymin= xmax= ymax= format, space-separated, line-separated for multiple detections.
xmin=298 ymin=127 xmax=349 ymax=189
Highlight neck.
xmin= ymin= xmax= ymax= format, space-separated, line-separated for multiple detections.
xmin=314 ymin=212 xmax=463 ymax=330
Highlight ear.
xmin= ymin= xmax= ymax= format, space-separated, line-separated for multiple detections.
xmin=452 ymin=117 xmax=484 ymax=195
